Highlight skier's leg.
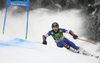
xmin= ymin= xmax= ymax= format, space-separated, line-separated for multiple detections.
xmin=57 ymin=41 xmax=70 ymax=49
xmin=56 ymin=40 xmax=79 ymax=52
xmin=63 ymin=39 xmax=99 ymax=58
xmin=64 ymin=38 xmax=79 ymax=50
xmin=64 ymin=39 xmax=91 ymax=54
xmin=57 ymin=41 xmax=64 ymax=48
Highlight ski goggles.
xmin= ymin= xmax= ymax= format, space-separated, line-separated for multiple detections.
xmin=52 ymin=27 xmax=59 ymax=30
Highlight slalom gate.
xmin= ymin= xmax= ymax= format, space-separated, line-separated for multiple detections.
xmin=3 ymin=0 xmax=29 ymax=39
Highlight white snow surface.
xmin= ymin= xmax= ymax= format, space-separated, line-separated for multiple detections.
xmin=0 ymin=8 xmax=100 ymax=63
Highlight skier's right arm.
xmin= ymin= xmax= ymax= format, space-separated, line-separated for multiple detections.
xmin=42 ymin=31 xmax=51 ymax=45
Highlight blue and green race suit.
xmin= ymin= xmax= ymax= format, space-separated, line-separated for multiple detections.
xmin=44 ymin=28 xmax=79 ymax=50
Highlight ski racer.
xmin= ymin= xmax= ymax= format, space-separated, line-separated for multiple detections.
xmin=42 ymin=22 xmax=82 ymax=52
xmin=42 ymin=22 xmax=99 ymax=58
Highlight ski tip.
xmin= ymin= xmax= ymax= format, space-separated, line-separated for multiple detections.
xmin=96 ymin=56 xmax=99 ymax=59
xmin=94 ymin=56 xmax=99 ymax=59
xmin=90 ymin=55 xmax=99 ymax=59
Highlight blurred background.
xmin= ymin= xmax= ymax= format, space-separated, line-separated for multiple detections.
xmin=0 ymin=0 xmax=100 ymax=42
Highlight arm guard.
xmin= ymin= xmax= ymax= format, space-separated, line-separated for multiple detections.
xmin=43 ymin=35 xmax=46 ymax=41
xmin=42 ymin=35 xmax=47 ymax=45
xmin=69 ymin=30 xmax=75 ymax=36
xmin=69 ymin=30 xmax=78 ymax=39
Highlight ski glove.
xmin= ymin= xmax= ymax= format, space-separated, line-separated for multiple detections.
xmin=73 ymin=35 xmax=78 ymax=39
xmin=42 ymin=40 xmax=47 ymax=45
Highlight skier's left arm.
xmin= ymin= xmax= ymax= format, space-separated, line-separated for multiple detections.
xmin=62 ymin=29 xmax=78 ymax=39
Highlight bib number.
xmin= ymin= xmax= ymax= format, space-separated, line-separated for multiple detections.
xmin=55 ymin=38 xmax=60 ymax=42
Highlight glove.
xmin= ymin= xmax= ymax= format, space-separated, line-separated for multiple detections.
xmin=42 ymin=40 xmax=47 ymax=45
xmin=73 ymin=35 xmax=78 ymax=39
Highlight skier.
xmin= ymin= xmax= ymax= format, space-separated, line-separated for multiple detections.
xmin=42 ymin=22 xmax=84 ymax=53
xmin=42 ymin=22 xmax=99 ymax=58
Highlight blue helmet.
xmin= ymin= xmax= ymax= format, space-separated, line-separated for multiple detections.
xmin=52 ymin=22 xmax=59 ymax=28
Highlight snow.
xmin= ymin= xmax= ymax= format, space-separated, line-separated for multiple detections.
xmin=0 ymin=8 xmax=100 ymax=63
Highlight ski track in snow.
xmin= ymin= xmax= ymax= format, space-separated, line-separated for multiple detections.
xmin=0 ymin=8 xmax=100 ymax=63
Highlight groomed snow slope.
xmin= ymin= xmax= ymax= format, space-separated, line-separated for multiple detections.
xmin=0 ymin=8 xmax=99 ymax=63
xmin=0 ymin=37 xmax=99 ymax=63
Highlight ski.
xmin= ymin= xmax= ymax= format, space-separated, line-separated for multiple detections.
xmin=68 ymin=47 xmax=99 ymax=59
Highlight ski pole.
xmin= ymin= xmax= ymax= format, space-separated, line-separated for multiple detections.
xmin=77 ymin=38 xmax=97 ymax=45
